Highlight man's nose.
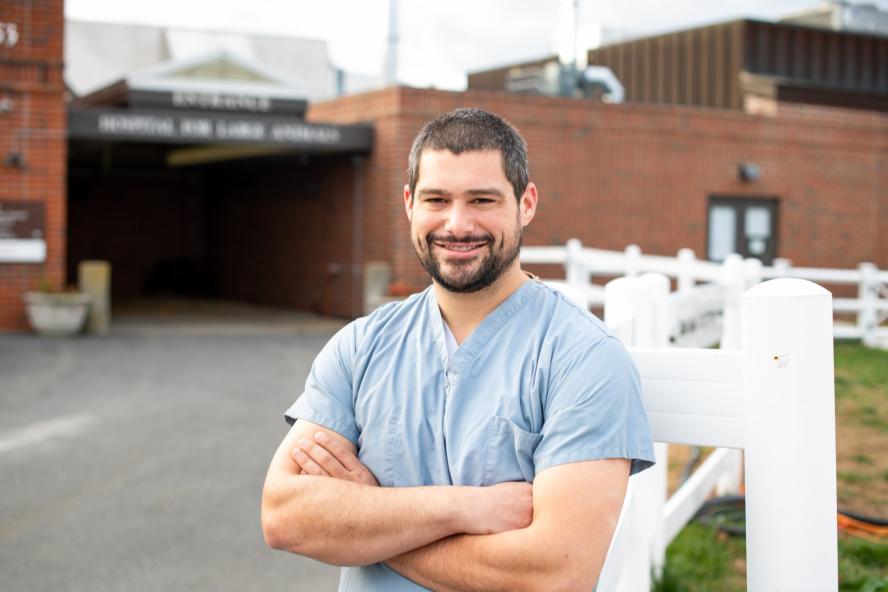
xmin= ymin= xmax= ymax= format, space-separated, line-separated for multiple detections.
xmin=444 ymin=201 xmax=474 ymax=236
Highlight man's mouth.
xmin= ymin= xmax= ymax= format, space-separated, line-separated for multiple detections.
xmin=432 ymin=240 xmax=489 ymax=253
xmin=432 ymin=241 xmax=487 ymax=252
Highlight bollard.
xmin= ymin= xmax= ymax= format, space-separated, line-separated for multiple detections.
xmin=78 ymin=260 xmax=111 ymax=335
xmin=741 ymin=279 xmax=837 ymax=590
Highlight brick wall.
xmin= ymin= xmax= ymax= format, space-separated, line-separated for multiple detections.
xmin=3 ymin=52 xmax=886 ymax=328
xmin=209 ymin=156 xmax=358 ymax=317
xmin=310 ymin=87 xmax=888 ymax=296
xmin=309 ymin=88 xmax=411 ymax=306
xmin=0 ymin=0 xmax=66 ymax=331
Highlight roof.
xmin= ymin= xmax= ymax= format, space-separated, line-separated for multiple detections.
xmin=64 ymin=20 xmax=339 ymax=100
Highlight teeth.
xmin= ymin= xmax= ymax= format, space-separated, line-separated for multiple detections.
xmin=441 ymin=243 xmax=482 ymax=251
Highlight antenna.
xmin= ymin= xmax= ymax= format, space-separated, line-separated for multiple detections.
xmin=572 ymin=0 xmax=579 ymax=69
xmin=385 ymin=0 xmax=399 ymax=86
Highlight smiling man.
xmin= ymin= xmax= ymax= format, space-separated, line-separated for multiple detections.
xmin=261 ymin=108 xmax=655 ymax=591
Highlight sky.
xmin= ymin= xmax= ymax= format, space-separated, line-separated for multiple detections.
xmin=65 ymin=0 xmax=888 ymax=90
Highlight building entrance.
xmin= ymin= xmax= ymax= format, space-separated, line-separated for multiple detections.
xmin=66 ymin=60 xmax=372 ymax=319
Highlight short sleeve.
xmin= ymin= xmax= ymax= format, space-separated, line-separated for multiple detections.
xmin=284 ymin=322 xmax=359 ymax=445
xmin=534 ymin=336 xmax=655 ymax=476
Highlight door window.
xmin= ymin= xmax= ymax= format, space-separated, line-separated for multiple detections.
xmin=707 ymin=197 xmax=778 ymax=264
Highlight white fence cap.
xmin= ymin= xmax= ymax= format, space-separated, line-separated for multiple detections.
xmin=743 ymin=278 xmax=831 ymax=299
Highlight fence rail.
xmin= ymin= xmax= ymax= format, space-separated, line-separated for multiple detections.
xmin=522 ymin=240 xmax=888 ymax=348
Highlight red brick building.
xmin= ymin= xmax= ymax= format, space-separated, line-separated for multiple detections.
xmin=310 ymin=88 xmax=888 ymax=304
xmin=0 ymin=0 xmax=67 ymax=331
xmin=1 ymin=1 xmax=886 ymax=331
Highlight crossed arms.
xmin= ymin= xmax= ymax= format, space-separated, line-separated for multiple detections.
xmin=261 ymin=419 xmax=629 ymax=592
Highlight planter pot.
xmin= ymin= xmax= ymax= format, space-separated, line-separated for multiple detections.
xmin=23 ymin=292 xmax=92 ymax=336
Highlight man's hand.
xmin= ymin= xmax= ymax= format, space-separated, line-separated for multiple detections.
xmin=462 ymin=481 xmax=533 ymax=535
xmin=292 ymin=431 xmax=379 ymax=486
xmin=265 ymin=420 xmax=527 ymax=565
xmin=293 ymin=433 xmax=533 ymax=535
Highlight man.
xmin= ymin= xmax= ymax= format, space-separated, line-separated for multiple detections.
xmin=261 ymin=108 xmax=654 ymax=591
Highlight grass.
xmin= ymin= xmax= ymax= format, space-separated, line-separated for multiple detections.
xmin=652 ymin=524 xmax=746 ymax=592
xmin=654 ymin=528 xmax=888 ymax=592
xmin=834 ymin=342 xmax=888 ymax=518
xmin=658 ymin=341 xmax=888 ymax=591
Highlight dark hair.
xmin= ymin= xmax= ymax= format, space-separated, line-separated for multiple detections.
xmin=407 ymin=108 xmax=529 ymax=200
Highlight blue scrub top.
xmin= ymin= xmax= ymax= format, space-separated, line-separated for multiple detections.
xmin=285 ymin=279 xmax=655 ymax=591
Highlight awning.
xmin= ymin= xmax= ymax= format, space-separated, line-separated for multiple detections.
xmin=68 ymin=107 xmax=373 ymax=153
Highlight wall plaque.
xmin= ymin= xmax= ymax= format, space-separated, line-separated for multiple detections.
xmin=0 ymin=201 xmax=46 ymax=263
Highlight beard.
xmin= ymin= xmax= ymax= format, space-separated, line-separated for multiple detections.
xmin=414 ymin=224 xmax=523 ymax=294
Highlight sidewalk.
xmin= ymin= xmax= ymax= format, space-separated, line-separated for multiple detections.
xmin=110 ymin=297 xmax=348 ymax=337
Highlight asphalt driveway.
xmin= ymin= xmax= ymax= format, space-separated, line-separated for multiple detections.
xmin=0 ymin=309 xmax=346 ymax=591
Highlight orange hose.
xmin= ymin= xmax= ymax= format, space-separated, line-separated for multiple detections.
xmin=837 ymin=512 xmax=888 ymax=541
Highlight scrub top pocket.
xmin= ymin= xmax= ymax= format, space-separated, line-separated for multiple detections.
xmin=482 ymin=415 xmax=543 ymax=485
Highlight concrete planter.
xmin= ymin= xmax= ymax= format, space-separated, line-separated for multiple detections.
xmin=23 ymin=292 xmax=92 ymax=336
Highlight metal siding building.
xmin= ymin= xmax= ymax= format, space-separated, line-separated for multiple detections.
xmin=586 ymin=19 xmax=888 ymax=113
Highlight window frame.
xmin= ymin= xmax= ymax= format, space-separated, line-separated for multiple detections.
xmin=706 ymin=196 xmax=779 ymax=264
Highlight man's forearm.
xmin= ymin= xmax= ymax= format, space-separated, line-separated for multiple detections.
xmin=386 ymin=522 xmax=583 ymax=592
xmin=384 ymin=461 xmax=629 ymax=592
xmin=262 ymin=473 xmax=470 ymax=566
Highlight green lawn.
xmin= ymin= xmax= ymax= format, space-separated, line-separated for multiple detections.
xmin=656 ymin=342 xmax=888 ymax=591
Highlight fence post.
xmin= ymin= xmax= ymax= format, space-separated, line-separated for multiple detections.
xmin=625 ymin=244 xmax=641 ymax=278
xmin=741 ymin=279 xmax=837 ymax=590
xmin=604 ymin=275 xmax=644 ymax=343
xmin=638 ymin=275 xmax=670 ymax=581
xmin=565 ymin=238 xmax=584 ymax=288
xmin=858 ymin=262 xmax=878 ymax=347
xmin=603 ymin=274 xmax=669 ymax=589
xmin=719 ymin=254 xmax=745 ymax=349
xmin=772 ymin=258 xmax=792 ymax=278
xmin=743 ymin=257 xmax=763 ymax=290
xmin=677 ymin=248 xmax=696 ymax=293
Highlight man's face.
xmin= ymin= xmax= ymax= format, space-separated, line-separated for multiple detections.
xmin=404 ymin=149 xmax=537 ymax=293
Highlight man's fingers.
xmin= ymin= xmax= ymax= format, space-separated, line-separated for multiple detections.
xmin=298 ymin=438 xmax=348 ymax=478
xmin=291 ymin=447 xmax=327 ymax=476
xmin=314 ymin=431 xmax=363 ymax=471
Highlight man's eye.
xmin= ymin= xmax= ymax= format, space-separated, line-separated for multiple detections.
xmin=425 ymin=198 xmax=446 ymax=204
xmin=473 ymin=198 xmax=495 ymax=204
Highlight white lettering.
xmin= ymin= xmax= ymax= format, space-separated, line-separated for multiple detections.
xmin=179 ymin=118 xmax=213 ymax=138
xmin=172 ymin=91 xmax=273 ymax=113
xmin=269 ymin=123 xmax=341 ymax=144
xmin=0 ymin=209 xmax=29 ymax=239
xmin=98 ymin=114 xmax=176 ymax=137
xmin=214 ymin=120 xmax=266 ymax=140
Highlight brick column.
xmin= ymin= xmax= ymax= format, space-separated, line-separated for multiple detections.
xmin=0 ymin=0 xmax=66 ymax=331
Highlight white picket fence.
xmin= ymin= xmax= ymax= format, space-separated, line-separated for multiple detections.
xmin=523 ymin=240 xmax=888 ymax=348
xmin=596 ymin=273 xmax=838 ymax=591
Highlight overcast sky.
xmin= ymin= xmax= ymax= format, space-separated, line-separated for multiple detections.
xmin=65 ymin=0 xmax=888 ymax=89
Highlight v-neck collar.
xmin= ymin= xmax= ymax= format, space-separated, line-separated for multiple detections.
xmin=427 ymin=279 xmax=541 ymax=376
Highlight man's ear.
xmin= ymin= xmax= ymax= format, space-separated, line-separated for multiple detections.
xmin=403 ymin=184 xmax=413 ymax=222
xmin=519 ymin=182 xmax=539 ymax=228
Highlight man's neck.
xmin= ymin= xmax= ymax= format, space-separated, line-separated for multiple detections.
xmin=434 ymin=264 xmax=530 ymax=345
